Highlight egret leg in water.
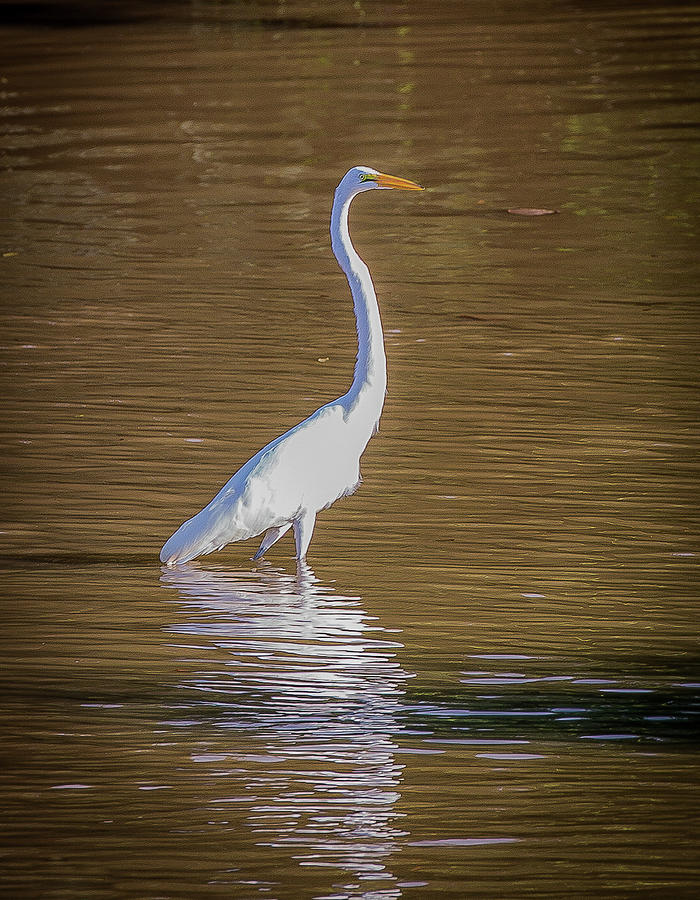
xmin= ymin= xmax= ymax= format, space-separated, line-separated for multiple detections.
xmin=160 ymin=167 xmax=423 ymax=566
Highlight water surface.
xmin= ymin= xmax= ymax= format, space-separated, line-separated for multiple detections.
xmin=1 ymin=1 xmax=699 ymax=897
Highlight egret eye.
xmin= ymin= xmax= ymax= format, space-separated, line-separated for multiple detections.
xmin=359 ymin=172 xmax=378 ymax=183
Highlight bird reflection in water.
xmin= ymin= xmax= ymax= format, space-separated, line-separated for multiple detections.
xmin=161 ymin=562 xmax=409 ymax=895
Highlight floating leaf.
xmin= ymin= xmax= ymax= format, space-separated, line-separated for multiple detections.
xmin=507 ymin=208 xmax=557 ymax=216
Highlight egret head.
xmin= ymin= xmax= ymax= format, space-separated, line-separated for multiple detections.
xmin=339 ymin=165 xmax=424 ymax=197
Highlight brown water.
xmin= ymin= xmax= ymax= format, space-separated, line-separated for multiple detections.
xmin=2 ymin=1 xmax=699 ymax=897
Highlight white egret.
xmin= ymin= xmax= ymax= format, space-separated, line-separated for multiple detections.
xmin=160 ymin=166 xmax=423 ymax=566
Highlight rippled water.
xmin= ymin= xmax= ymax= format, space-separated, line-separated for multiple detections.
xmin=2 ymin=1 xmax=699 ymax=897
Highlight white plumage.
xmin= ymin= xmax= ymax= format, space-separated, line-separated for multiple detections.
xmin=160 ymin=166 xmax=423 ymax=566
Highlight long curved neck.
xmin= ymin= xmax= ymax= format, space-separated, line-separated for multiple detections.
xmin=330 ymin=189 xmax=387 ymax=420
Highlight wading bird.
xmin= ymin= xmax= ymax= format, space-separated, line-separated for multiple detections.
xmin=160 ymin=166 xmax=423 ymax=566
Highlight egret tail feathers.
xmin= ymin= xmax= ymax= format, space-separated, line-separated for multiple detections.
xmin=160 ymin=507 xmax=248 ymax=567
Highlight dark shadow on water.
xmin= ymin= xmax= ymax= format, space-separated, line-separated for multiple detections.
xmin=0 ymin=1 xmax=393 ymax=30
xmin=405 ymin=682 xmax=700 ymax=749
xmin=0 ymin=1 xmax=164 ymax=28
xmin=0 ymin=551 xmax=160 ymax=569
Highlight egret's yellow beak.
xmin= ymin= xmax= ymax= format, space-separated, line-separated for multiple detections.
xmin=375 ymin=172 xmax=424 ymax=191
